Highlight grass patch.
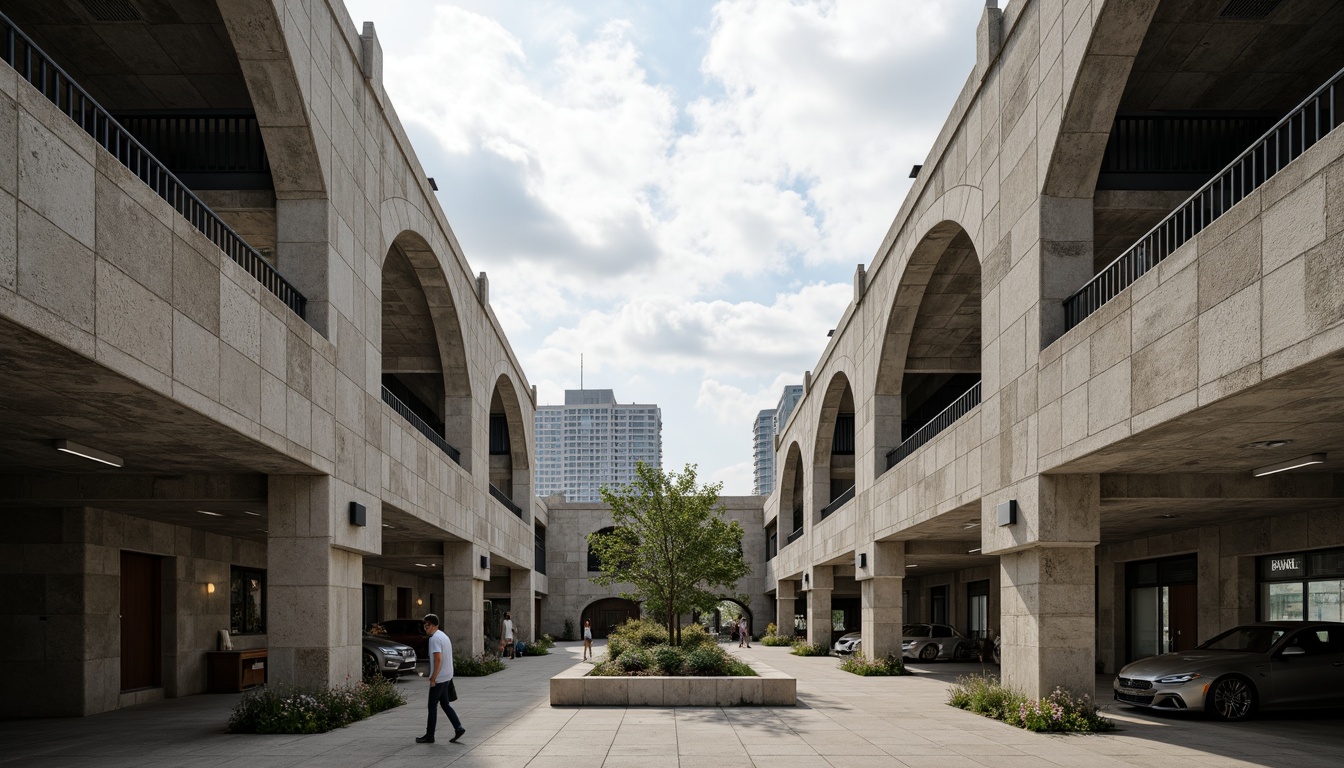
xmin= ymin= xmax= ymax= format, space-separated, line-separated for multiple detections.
xmin=789 ymin=640 xmax=832 ymax=657
xmin=947 ymin=675 xmax=1113 ymax=733
xmin=839 ymin=652 xmax=909 ymax=676
xmin=226 ymin=676 xmax=405 ymax=734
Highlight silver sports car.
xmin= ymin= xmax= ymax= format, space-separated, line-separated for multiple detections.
xmin=1113 ymin=621 xmax=1344 ymax=721
xmin=902 ymin=623 xmax=971 ymax=661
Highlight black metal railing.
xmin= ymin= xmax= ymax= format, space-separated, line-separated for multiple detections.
xmin=1098 ymin=112 xmax=1276 ymax=190
xmin=886 ymin=381 xmax=981 ymax=471
xmin=1065 ymin=66 xmax=1344 ymax=330
xmin=490 ymin=483 xmax=523 ymax=518
xmin=786 ymin=526 xmax=804 ymax=545
xmin=381 ymin=385 xmax=462 ymax=465
xmin=0 ymin=13 xmax=306 ymax=319
xmin=831 ymin=414 xmax=854 ymax=455
xmin=112 ymin=110 xmax=272 ymax=190
xmin=819 ymin=485 xmax=855 ymax=520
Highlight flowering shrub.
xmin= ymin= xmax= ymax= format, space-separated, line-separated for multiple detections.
xmin=789 ymin=641 xmax=832 ymax=657
xmin=839 ymin=652 xmax=908 ymax=676
xmin=226 ymin=676 xmax=405 ymax=734
xmin=454 ymin=652 xmax=506 ymax=676
xmin=760 ymin=622 xmax=793 ymax=646
xmin=947 ymin=675 xmax=1112 ymax=733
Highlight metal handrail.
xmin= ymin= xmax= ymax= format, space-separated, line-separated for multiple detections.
xmin=885 ymin=381 xmax=981 ymax=471
xmin=786 ymin=526 xmax=804 ymax=544
xmin=819 ymin=484 xmax=855 ymax=520
xmin=0 ymin=13 xmax=307 ymax=319
xmin=1064 ymin=65 xmax=1344 ymax=330
xmin=490 ymin=483 xmax=523 ymax=518
xmin=381 ymin=385 xmax=462 ymax=465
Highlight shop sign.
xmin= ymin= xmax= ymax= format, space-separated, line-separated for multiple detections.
xmin=1262 ymin=553 xmax=1306 ymax=580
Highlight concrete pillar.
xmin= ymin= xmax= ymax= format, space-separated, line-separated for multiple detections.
xmin=989 ymin=474 xmax=1100 ymax=698
xmin=510 ymin=568 xmax=534 ymax=643
xmin=775 ymin=579 xmax=797 ymax=638
xmin=442 ymin=541 xmax=486 ymax=657
xmin=860 ymin=541 xmax=905 ymax=658
xmin=267 ymin=476 xmax=362 ymax=689
xmin=805 ymin=566 xmax=833 ymax=647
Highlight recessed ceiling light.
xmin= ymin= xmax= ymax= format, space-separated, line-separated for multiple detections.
xmin=968 ymin=547 xmax=982 ymax=554
xmin=53 ymin=439 xmax=123 ymax=467
xmin=415 ymin=563 xmax=428 ymax=568
xmin=197 ymin=510 xmax=223 ymax=517
xmin=1156 ymin=513 xmax=1179 ymax=519
xmin=906 ymin=564 xmax=919 ymax=568
xmin=1253 ymin=453 xmax=1326 ymax=477
xmin=1245 ymin=439 xmax=1294 ymax=449
xmin=243 ymin=511 xmax=261 ymax=517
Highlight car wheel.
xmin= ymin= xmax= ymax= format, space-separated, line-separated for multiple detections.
xmin=362 ymin=652 xmax=379 ymax=679
xmin=1207 ymin=676 xmax=1257 ymax=722
xmin=918 ymin=643 xmax=939 ymax=662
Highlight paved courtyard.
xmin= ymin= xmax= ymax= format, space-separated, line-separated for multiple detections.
xmin=1 ymin=641 xmax=1340 ymax=768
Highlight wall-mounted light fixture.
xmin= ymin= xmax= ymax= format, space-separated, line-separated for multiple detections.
xmin=997 ymin=499 xmax=1017 ymax=526
xmin=417 ymin=598 xmax=423 ymax=606
xmin=207 ymin=582 xmax=216 ymax=594
xmin=54 ymin=439 xmax=123 ymax=467
xmin=803 ymin=573 xmax=810 ymax=585
xmin=1253 ymin=453 xmax=1326 ymax=477
xmin=857 ymin=552 xmax=867 ymax=569
xmin=480 ymin=555 xmax=490 ymax=570
xmin=349 ymin=501 xmax=367 ymax=527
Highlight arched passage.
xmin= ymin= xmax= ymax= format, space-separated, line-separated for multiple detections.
xmin=779 ymin=443 xmax=805 ymax=544
xmin=695 ymin=598 xmax=754 ymax=637
xmin=581 ymin=597 xmax=641 ymax=639
xmin=873 ymin=222 xmax=981 ymax=475
xmin=489 ymin=374 xmax=531 ymax=513
xmin=380 ymin=232 xmax=473 ymax=467
xmin=812 ymin=372 xmax=856 ymax=521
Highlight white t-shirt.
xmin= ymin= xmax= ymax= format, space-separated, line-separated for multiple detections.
xmin=583 ymin=625 xmax=592 ymax=640
xmin=428 ymin=629 xmax=454 ymax=683
xmin=503 ymin=619 xmax=514 ymax=640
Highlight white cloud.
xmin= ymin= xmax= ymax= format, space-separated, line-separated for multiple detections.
xmin=708 ymin=459 xmax=755 ymax=497
xmin=695 ymin=372 xmax=798 ymax=429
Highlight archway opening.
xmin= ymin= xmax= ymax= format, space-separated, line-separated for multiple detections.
xmin=779 ymin=443 xmax=805 ymax=546
xmin=581 ymin=597 xmax=641 ymax=640
xmin=812 ymin=373 xmax=856 ymax=522
xmin=488 ymin=375 xmax=530 ymax=515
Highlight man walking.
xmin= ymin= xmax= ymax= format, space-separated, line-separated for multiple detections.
xmin=417 ymin=614 xmax=465 ymax=745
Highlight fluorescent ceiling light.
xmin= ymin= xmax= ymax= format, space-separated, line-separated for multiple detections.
xmin=53 ymin=439 xmax=122 ymax=467
xmin=963 ymin=522 xmax=980 ymax=529
xmin=968 ymin=547 xmax=982 ymax=554
xmin=198 ymin=510 xmax=223 ymax=517
xmin=906 ymin=564 xmax=918 ymax=568
xmin=1252 ymin=453 xmax=1326 ymax=477
xmin=415 ymin=563 xmax=428 ymax=568
xmin=243 ymin=511 xmax=261 ymax=517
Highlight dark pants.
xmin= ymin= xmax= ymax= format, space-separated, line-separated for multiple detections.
xmin=426 ymin=681 xmax=463 ymax=737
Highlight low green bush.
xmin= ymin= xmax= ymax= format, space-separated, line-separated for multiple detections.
xmin=226 ymin=676 xmax=405 ymax=734
xmin=760 ymin=634 xmax=793 ymax=646
xmin=790 ymin=641 xmax=832 ymax=657
xmin=678 ymin=622 xmax=715 ymax=650
xmin=652 ymin=645 xmax=685 ymax=675
xmin=561 ymin=619 xmax=576 ymax=642
xmin=947 ymin=675 xmax=1113 ymax=733
xmin=453 ymin=652 xmax=506 ymax=676
xmin=618 ymin=648 xmax=651 ymax=672
xmin=519 ymin=642 xmax=549 ymax=656
xmin=839 ymin=652 xmax=908 ymax=676
xmin=589 ymin=628 xmax=757 ymax=677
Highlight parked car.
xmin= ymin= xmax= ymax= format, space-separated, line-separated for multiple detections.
xmin=833 ymin=632 xmax=861 ymax=655
xmin=379 ymin=618 xmax=430 ymax=657
xmin=902 ymin=623 xmax=971 ymax=661
xmin=1113 ymin=621 xmax=1344 ymax=721
xmin=362 ymin=632 xmax=418 ymax=679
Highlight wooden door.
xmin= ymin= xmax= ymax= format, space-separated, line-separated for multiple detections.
xmin=120 ymin=551 xmax=161 ymax=691
xmin=1168 ymin=583 xmax=1198 ymax=652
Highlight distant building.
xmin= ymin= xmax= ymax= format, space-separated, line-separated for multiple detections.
xmin=534 ymin=389 xmax=663 ymax=502
xmin=752 ymin=409 xmax=777 ymax=495
xmin=751 ymin=384 xmax=804 ymax=496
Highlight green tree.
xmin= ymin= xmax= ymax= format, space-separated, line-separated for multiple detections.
xmin=589 ymin=463 xmax=751 ymax=645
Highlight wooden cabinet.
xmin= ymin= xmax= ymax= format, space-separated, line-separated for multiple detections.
xmin=206 ymin=649 xmax=268 ymax=693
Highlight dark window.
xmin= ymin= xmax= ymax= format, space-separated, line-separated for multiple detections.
xmin=588 ymin=526 xmax=615 ymax=572
xmin=490 ymin=413 xmax=511 ymax=454
xmin=765 ymin=521 xmax=778 ymax=560
xmin=832 ymin=414 xmax=854 ymax=455
xmin=230 ymin=566 xmax=266 ymax=635
xmin=535 ymin=522 xmax=547 ymax=575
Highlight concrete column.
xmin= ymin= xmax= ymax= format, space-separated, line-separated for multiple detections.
xmin=442 ymin=541 xmax=486 ymax=657
xmin=267 ymin=476 xmax=362 ymax=689
xmin=860 ymin=541 xmax=905 ymax=658
xmin=805 ymin=566 xmax=833 ymax=647
xmin=775 ymin=579 xmax=797 ymax=638
xmin=275 ymin=199 xmax=334 ymax=336
xmin=510 ymin=568 xmax=534 ymax=643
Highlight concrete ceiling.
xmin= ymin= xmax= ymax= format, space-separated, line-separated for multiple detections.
xmin=1122 ymin=0 xmax=1344 ymax=112
xmin=0 ymin=0 xmax=252 ymax=110
xmin=381 ymin=245 xmax=443 ymax=376
xmin=905 ymin=231 xmax=980 ymax=372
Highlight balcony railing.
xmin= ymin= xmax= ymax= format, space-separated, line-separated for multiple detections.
xmin=490 ymin=483 xmax=523 ymax=519
xmin=819 ymin=485 xmax=855 ymax=520
xmin=0 ymin=13 xmax=306 ymax=319
xmin=786 ymin=526 xmax=804 ymax=545
xmin=113 ymin=110 xmax=272 ymax=190
xmin=1065 ymin=66 xmax=1344 ymax=331
xmin=886 ymin=380 xmax=981 ymax=471
xmin=381 ymin=385 xmax=462 ymax=465
xmin=1098 ymin=112 xmax=1276 ymax=190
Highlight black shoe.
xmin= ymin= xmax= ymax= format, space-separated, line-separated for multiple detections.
xmin=416 ymin=735 xmax=434 ymax=744
xmin=449 ymin=728 xmax=466 ymax=743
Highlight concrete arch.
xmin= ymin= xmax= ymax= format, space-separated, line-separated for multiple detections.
xmin=216 ymin=0 xmax=328 ymax=198
xmin=1042 ymin=0 xmax=1161 ymax=199
xmin=811 ymin=371 xmax=856 ymax=520
xmin=872 ymin=220 xmax=981 ymax=475
xmin=779 ymin=442 xmax=806 ymax=540
xmin=581 ymin=597 xmax=641 ymax=640
xmin=489 ymin=373 xmax=532 ymax=510
xmin=381 ymin=228 xmax=474 ymax=466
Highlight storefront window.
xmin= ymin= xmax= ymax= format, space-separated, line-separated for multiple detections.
xmin=1308 ymin=580 xmax=1344 ymax=622
xmin=230 ymin=566 xmax=266 ymax=635
xmin=1263 ymin=582 xmax=1304 ymax=621
xmin=1258 ymin=547 xmax=1344 ymax=622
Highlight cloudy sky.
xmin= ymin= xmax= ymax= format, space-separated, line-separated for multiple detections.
xmin=342 ymin=0 xmax=982 ymax=494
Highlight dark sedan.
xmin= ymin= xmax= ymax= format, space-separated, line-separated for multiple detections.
xmin=1113 ymin=621 xmax=1344 ymax=721
xmin=379 ymin=618 xmax=430 ymax=657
